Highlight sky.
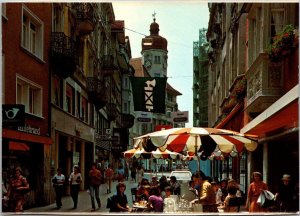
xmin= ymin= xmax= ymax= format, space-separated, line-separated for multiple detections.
xmin=112 ymin=1 xmax=210 ymax=127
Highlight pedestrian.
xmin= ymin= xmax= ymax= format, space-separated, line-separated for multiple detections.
xmin=52 ymin=168 xmax=65 ymax=209
xmin=88 ymin=162 xmax=101 ymax=211
xmin=275 ymin=174 xmax=297 ymax=212
xmin=68 ymin=165 xmax=82 ymax=209
xmin=117 ymin=165 xmax=125 ymax=182
xmin=191 ymin=171 xmax=218 ymax=212
xmin=105 ymin=164 xmax=114 ymax=194
xmin=109 ymin=182 xmax=130 ymax=212
xmin=6 ymin=167 xmax=30 ymax=212
xmin=124 ymin=166 xmax=129 ymax=181
xmin=136 ymin=165 xmax=144 ymax=185
xmin=245 ymin=171 xmax=268 ymax=212
xmin=130 ymin=166 xmax=136 ymax=182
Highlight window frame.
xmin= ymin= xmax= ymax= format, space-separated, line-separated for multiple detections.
xmin=16 ymin=74 xmax=43 ymax=117
xmin=21 ymin=4 xmax=44 ymax=60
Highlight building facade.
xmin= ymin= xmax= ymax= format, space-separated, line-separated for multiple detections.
xmin=2 ymin=3 xmax=53 ymax=207
xmin=206 ymin=3 xmax=299 ymax=193
xmin=2 ymin=2 xmax=133 ymax=207
xmin=193 ymin=28 xmax=209 ymax=127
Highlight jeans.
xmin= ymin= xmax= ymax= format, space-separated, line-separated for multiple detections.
xmin=70 ymin=184 xmax=80 ymax=208
xmin=54 ymin=185 xmax=64 ymax=207
xmin=90 ymin=185 xmax=101 ymax=209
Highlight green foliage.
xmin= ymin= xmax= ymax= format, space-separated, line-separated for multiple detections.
xmin=267 ymin=25 xmax=296 ymax=62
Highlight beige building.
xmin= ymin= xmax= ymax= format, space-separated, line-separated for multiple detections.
xmin=207 ymin=3 xmax=298 ymax=193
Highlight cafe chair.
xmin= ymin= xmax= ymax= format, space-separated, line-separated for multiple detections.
xmin=227 ymin=197 xmax=241 ymax=212
xmin=131 ymin=187 xmax=137 ymax=203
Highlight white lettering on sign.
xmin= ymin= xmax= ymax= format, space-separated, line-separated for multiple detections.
xmin=17 ymin=124 xmax=40 ymax=135
xmin=144 ymin=79 xmax=156 ymax=111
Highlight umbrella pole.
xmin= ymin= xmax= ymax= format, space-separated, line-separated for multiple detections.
xmin=195 ymin=135 xmax=201 ymax=203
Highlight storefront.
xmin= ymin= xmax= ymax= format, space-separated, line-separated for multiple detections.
xmin=2 ymin=129 xmax=52 ymax=207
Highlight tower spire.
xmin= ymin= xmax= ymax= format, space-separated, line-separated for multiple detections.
xmin=152 ymin=11 xmax=156 ymax=22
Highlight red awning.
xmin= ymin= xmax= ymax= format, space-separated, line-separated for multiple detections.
xmin=9 ymin=141 xmax=30 ymax=151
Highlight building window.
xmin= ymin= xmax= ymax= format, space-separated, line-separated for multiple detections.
xmin=270 ymin=8 xmax=285 ymax=39
xmin=123 ymin=102 xmax=128 ymax=113
xmin=82 ymin=96 xmax=88 ymax=122
xmin=17 ymin=75 xmax=42 ymax=117
xmin=2 ymin=3 xmax=7 ymax=20
xmin=154 ymin=56 xmax=161 ymax=64
xmin=22 ymin=5 xmax=44 ymax=60
xmin=53 ymin=76 xmax=62 ymax=107
xmin=52 ymin=5 xmax=63 ymax=32
xmin=66 ymin=83 xmax=75 ymax=115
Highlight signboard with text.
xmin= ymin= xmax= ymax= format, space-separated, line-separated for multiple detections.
xmin=171 ymin=111 xmax=189 ymax=123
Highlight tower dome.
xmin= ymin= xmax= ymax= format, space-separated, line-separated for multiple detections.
xmin=142 ymin=17 xmax=168 ymax=51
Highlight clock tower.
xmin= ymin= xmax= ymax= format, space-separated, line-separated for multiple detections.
xmin=141 ymin=14 xmax=168 ymax=77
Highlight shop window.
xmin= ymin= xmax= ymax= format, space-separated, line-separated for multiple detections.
xmin=21 ymin=5 xmax=44 ymax=60
xmin=66 ymin=83 xmax=75 ymax=115
xmin=16 ymin=75 xmax=42 ymax=117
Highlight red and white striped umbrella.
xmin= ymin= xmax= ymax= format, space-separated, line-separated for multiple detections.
xmin=123 ymin=147 xmax=179 ymax=159
xmin=134 ymin=127 xmax=258 ymax=156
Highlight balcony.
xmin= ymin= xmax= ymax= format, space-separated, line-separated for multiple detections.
xmin=106 ymin=103 xmax=118 ymax=121
xmin=86 ymin=77 xmax=109 ymax=110
xmin=50 ymin=32 xmax=77 ymax=78
xmin=102 ymin=55 xmax=118 ymax=76
xmin=245 ymin=53 xmax=283 ymax=117
xmin=73 ymin=3 xmax=96 ymax=35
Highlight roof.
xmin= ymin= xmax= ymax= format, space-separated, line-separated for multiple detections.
xmin=167 ymin=83 xmax=182 ymax=96
xmin=130 ymin=58 xmax=150 ymax=77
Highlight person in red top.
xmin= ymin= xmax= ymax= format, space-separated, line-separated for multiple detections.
xmin=246 ymin=171 xmax=268 ymax=212
xmin=88 ymin=163 xmax=102 ymax=211
xmin=7 ymin=167 xmax=30 ymax=212
xmin=105 ymin=164 xmax=114 ymax=194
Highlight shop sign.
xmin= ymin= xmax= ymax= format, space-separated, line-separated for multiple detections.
xmin=171 ymin=111 xmax=189 ymax=123
xmin=136 ymin=111 xmax=152 ymax=123
xmin=2 ymin=104 xmax=25 ymax=128
xmin=17 ymin=124 xmax=40 ymax=135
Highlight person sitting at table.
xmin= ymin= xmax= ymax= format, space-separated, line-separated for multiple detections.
xmin=109 ymin=182 xmax=130 ymax=212
xmin=147 ymin=186 xmax=163 ymax=212
xmin=222 ymin=182 xmax=239 ymax=212
xmin=150 ymin=176 xmax=159 ymax=187
xmin=182 ymin=180 xmax=198 ymax=202
xmin=136 ymin=179 xmax=150 ymax=201
xmin=169 ymin=176 xmax=181 ymax=195
xmin=159 ymin=176 xmax=170 ymax=198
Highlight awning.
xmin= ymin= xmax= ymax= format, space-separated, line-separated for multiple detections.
xmin=9 ymin=141 xmax=30 ymax=151
xmin=215 ymin=103 xmax=244 ymax=130
xmin=241 ymin=85 xmax=299 ymax=136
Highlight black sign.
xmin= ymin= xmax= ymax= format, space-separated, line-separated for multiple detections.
xmin=2 ymin=104 xmax=25 ymax=128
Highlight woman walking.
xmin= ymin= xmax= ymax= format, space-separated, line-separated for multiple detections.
xmin=69 ymin=165 xmax=82 ymax=209
xmin=246 ymin=171 xmax=268 ymax=212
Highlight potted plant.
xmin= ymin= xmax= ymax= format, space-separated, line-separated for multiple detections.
xmin=267 ymin=25 xmax=297 ymax=62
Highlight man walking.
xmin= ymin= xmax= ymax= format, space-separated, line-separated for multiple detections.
xmin=88 ymin=163 xmax=102 ymax=211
